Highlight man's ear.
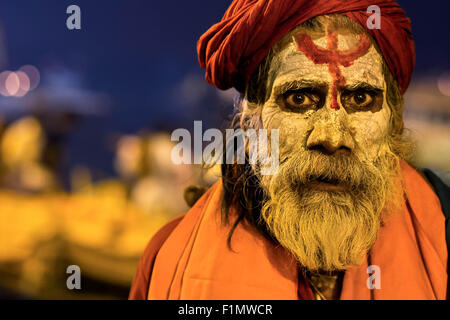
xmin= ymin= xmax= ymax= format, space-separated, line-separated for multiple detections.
xmin=183 ymin=185 xmax=208 ymax=207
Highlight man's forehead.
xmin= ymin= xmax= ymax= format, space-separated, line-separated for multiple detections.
xmin=271 ymin=26 xmax=386 ymax=90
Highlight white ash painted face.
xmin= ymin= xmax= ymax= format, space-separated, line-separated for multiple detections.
xmin=259 ymin=19 xmax=392 ymax=164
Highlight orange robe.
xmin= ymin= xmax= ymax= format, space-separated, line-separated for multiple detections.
xmin=129 ymin=161 xmax=447 ymax=300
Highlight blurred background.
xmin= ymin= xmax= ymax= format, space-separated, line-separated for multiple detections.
xmin=0 ymin=0 xmax=448 ymax=299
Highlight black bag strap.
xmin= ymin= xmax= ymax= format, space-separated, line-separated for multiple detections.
xmin=422 ymin=169 xmax=450 ymax=298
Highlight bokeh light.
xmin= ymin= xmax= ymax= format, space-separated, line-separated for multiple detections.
xmin=437 ymin=73 xmax=450 ymax=97
xmin=0 ymin=70 xmax=12 ymax=96
xmin=15 ymin=71 xmax=31 ymax=97
xmin=19 ymin=65 xmax=40 ymax=91
xmin=5 ymin=72 xmax=20 ymax=96
xmin=0 ymin=66 xmax=37 ymax=97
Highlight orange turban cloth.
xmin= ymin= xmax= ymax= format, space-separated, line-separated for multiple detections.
xmin=197 ymin=0 xmax=415 ymax=94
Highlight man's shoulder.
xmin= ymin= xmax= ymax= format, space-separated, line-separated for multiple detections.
xmin=147 ymin=215 xmax=185 ymax=254
xmin=129 ymin=215 xmax=185 ymax=299
xmin=129 ymin=182 xmax=222 ymax=299
xmin=140 ymin=214 xmax=186 ymax=268
xmin=141 ymin=182 xmax=221 ymax=259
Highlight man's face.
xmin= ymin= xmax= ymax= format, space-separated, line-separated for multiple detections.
xmin=261 ymin=21 xmax=391 ymax=168
xmin=252 ymin=17 xmax=402 ymax=272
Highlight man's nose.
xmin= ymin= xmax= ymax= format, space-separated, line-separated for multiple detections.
xmin=306 ymin=114 xmax=354 ymax=154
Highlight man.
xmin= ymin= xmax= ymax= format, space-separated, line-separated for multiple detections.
xmin=130 ymin=0 xmax=449 ymax=300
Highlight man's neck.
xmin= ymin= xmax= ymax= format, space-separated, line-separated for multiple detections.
xmin=306 ymin=270 xmax=345 ymax=300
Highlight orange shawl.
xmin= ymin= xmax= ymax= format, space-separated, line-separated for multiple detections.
xmin=147 ymin=161 xmax=447 ymax=300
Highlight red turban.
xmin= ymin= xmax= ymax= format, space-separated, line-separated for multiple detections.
xmin=197 ymin=0 xmax=415 ymax=94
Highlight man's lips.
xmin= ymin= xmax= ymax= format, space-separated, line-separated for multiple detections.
xmin=308 ymin=177 xmax=348 ymax=192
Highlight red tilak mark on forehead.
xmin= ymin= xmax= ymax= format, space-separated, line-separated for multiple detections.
xmin=296 ymin=32 xmax=371 ymax=110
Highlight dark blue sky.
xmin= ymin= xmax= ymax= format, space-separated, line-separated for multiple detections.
xmin=0 ymin=1 xmax=448 ymax=181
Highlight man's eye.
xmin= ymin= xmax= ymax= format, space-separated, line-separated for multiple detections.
xmin=284 ymin=92 xmax=316 ymax=109
xmin=345 ymin=92 xmax=374 ymax=108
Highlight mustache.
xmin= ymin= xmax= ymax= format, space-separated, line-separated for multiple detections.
xmin=277 ymin=149 xmax=371 ymax=190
